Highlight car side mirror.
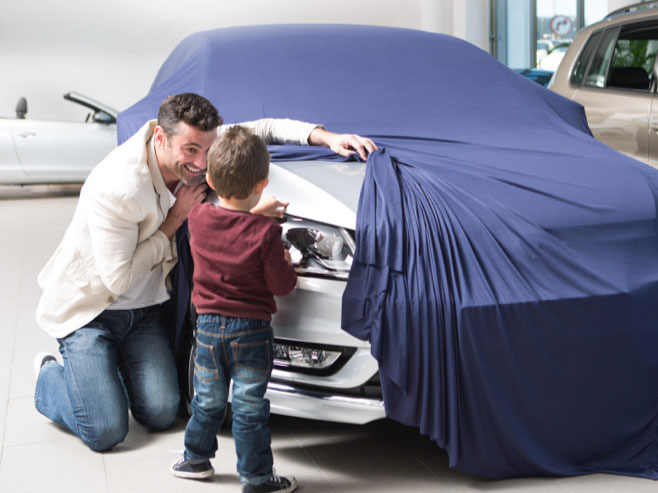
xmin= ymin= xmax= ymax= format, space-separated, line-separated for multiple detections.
xmin=92 ymin=111 xmax=115 ymax=125
xmin=16 ymin=97 xmax=27 ymax=119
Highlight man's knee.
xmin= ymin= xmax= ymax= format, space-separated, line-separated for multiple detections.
xmin=133 ymin=393 xmax=180 ymax=431
xmin=81 ymin=418 xmax=129 ymax=452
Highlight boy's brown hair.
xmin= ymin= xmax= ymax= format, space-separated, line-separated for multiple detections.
xmin=207 ymin=126 xmax=270 ymax=199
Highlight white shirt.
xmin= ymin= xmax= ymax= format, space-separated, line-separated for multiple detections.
xmin=108 ymin=137 xmax=176 ymax=310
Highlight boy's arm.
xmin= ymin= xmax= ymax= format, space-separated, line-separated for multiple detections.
xmin=261 ymin=225 xmax=297 ymax=297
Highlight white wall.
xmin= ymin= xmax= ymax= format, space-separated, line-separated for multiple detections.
xmin=0 ymin=0 xmax=490 ymax=122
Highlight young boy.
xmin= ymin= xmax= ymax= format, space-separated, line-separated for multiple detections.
xmin=171 ymin=126 xmax=298 ymax=493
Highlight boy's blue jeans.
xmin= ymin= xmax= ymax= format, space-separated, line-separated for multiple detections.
xmin=184 ymin=313 xmax=274 ymax=485
xmin=34 ymin=305 xmax=180 ymax=451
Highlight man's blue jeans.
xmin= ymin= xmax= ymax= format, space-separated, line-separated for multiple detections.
xmin=34 ymin=305 xmax=180 ymax=451
xmin=184 ymin=314 xmax=274 ymax=485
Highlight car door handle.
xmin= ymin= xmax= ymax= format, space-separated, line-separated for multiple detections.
xmin=17 ymin=132 xmax=36 ymax=138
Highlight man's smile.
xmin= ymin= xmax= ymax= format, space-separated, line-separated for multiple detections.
xmin=184 ymin=163 xmax=205 ymax=175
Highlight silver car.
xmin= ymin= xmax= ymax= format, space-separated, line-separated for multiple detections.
xmin=549 ymin=2 xmax=658 ymax=166
xmin=0 ymin=92 xmax=117 ymax=184
xmin=180 ymin=160 xmax=386 ymax=425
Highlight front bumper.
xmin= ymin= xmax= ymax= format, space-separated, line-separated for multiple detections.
xmin=268 ymin=276 xmax=385 ymax=424
xmin=265 ymin=381 xmax=385 ymax=424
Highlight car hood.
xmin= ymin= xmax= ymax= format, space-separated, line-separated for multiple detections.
xmin=268 ymin=160 xmax=365 ymax=229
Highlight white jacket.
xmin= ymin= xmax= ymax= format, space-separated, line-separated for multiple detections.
xmin=37 ymin=118 xmax=317 ymax=338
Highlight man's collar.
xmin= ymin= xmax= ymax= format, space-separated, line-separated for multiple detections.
xmin=147 ymin=133 xmax=176 ymax=203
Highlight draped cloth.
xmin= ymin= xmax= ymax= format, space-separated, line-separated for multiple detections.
xmin=118 ymin=24 xmax=658 ymax=479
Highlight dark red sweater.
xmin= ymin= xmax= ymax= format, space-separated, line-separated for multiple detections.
xmin=188 ymin=203 xmax=297 ymax=320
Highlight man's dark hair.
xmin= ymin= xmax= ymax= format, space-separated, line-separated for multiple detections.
xmin=207 ymin=126 xmax=270 ymax=199
xmin=157 ymin=93 xmax=222 ymax=136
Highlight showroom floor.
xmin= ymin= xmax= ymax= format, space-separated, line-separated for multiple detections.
xmin=1 ymin=191 xmax=657 ymax=493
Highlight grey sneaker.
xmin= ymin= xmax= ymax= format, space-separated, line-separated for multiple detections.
xmin=33 ymin=352 xmax=57 ymax=379
xmin=242 ymin=470 xmax=297 ymax=493
xmin=170 ymin=456 xmax=214 ymax=479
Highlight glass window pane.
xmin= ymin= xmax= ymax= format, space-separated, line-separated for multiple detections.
xmin=607 ymin=26 xmax=658 ymax=90
xmin=584 ymin=28 xmax=619 ymax=87
xmin=536 ymin=0 xmax=577 ymax=70
xmin=571 ymin=30 xmax=602 ymax=85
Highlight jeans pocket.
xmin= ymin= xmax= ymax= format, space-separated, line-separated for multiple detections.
xmin=233 ymin=340 xmax=272 ymax=384
xmin=194 ymin=339 xmax=219 ymax=383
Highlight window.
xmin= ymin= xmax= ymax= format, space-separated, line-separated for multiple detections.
xmin=607 ymin=25 xmax=658 ymax=90
xmin=575 ymin=23 xmax=658 ymax=91
xmin=584 ymin=28 xmax=619 ymax=88
xmin=571 ymin=30 xmax=602 ymax=84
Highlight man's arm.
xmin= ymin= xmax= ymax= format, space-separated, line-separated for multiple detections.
xmin=224 ymin=118 xmax=317 ymax=146
xmin=227 ymin=118 xmax=378 ymax=160
xmin=308 ymin=126 xmax=377 ymax=161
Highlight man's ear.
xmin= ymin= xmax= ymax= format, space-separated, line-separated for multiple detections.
xmin=254 ymin=177 xmax=269 ymax=194
xmin=205 ymin=173 xmax=216 ymax=191
xmin=154 ymin=125 xmax=167 ymax=149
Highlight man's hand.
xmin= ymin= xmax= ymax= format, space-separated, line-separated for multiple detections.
xmin=158 ymin=183 xmax=207 ymax=239
xmin=283 ymin=249 xmax=292 ymax=265
xmin=309 ymin=127 xmax=378 ymax=161
xmin=251 ymin=195 xmax=289 ymax=218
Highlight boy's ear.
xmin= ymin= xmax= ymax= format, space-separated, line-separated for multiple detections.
xmin=254 ymin=177 xmax=269 ymax=194
xmin=205 ymin=173 xmax=216 ymax=191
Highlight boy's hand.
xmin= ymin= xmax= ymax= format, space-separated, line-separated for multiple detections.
xmin=251 ymin=195 xmax=289 ymax=217
xmin=283 ymin=248 xmax=292 ymax=265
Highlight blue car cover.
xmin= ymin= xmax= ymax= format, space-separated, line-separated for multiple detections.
xmin=118 ymin=25 xmax=658 ymax=479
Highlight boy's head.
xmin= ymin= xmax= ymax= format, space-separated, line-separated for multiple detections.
xmin=206 ymin=126 xmax=270 ymax=199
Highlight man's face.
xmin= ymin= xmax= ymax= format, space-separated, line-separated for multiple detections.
xmin=155 ymin=122 xmax=218 ymax=187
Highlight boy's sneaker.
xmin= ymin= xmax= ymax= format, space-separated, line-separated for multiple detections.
xmin=33 ymin=352 xmax=57 ymax=379
xmin=242 ymin=470 xmax=297 ymax=493
xmin=170 ymin=456 xmax=214 ymax=479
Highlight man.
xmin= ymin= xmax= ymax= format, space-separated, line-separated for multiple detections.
xmin=33 ymin=93 xmax=376 ymax=452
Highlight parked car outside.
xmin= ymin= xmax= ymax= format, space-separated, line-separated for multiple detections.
xmin=514 ymin=68 xmax=554 ymax=86
xmin=549 ymin=2 xmax=658 ymax=166
xmin=0 ymin=92 xmax=117 ymax=184
xmin=538 ymin=42 xmax=570 ymax=71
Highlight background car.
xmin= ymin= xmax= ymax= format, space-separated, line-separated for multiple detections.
xmin=0 ymin=92 xmax=117 ymax=184
xmin=549 ymin=3 xmax=658 ymax=166
xmin=537 ymin=42 xmax=570 ymax=71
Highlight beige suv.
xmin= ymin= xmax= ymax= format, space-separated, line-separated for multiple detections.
xmin=549 ymin=2 xmax=658 ymax=166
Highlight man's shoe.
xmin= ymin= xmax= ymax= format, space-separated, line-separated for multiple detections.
xmin=170 ymin=456 xmax=214 ymax=480
xmin=242 ymin=470 xmax=297 ymax=493
xmin=33 ymin=352 xmax=57 ymax=379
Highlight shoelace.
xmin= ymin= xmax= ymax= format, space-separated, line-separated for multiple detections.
xmin=271 ymin=467 xmax=282 ymax=483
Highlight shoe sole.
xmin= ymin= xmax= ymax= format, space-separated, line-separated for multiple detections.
xmin=33 ymin=351 xmax=56 ymax=379
xmin=244 ymin=477 xmax=297 ymax=493
xmin=170 ymin=468 xmax=214 ymax=480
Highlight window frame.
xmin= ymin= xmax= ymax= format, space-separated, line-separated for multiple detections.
xmin=571 ymin=21 xmax=658 ymax=94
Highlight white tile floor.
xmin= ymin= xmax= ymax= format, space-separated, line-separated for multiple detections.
xmin=1 ymin=191 xmax=657 ymax=492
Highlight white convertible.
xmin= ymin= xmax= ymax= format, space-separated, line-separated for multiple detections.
xmin=0 ymin=93 xmax=116 ymax=184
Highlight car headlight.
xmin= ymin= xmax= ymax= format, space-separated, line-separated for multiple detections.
xmin=273 ymin=339 xmax=356 ymax=375
xmin=281 ymin=216 xmax=355 ymax=280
